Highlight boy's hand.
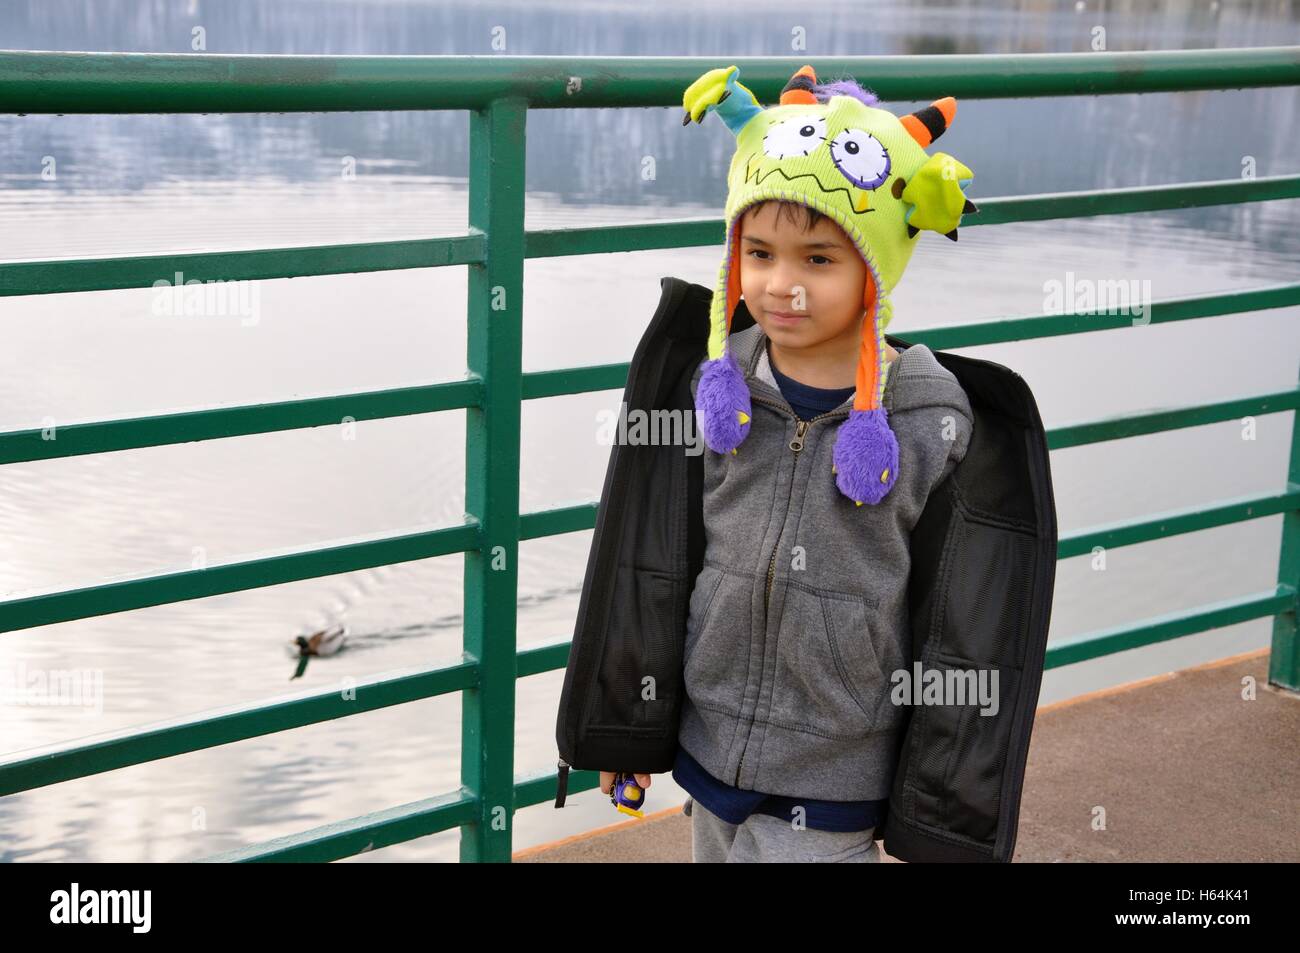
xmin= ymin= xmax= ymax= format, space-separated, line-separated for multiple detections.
xmin=600 ymin=771 xmax=652 ymax=794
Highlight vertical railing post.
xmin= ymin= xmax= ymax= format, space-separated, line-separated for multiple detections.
xmin=462 ymin=96 xmax=527 ymax=862
xmin=1269 ymin=362 xmax=1300 ymax=693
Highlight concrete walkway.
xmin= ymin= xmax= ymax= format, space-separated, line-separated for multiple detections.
xmin=515 ymin=649 xmax=1299 ymax=862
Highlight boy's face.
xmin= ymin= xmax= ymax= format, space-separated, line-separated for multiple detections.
xmin=738 ymin=202 xmax=868 ymax=357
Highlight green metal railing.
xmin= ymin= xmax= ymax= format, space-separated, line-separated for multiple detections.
xmin=0 ymin=48 xmax=1298 ymax=863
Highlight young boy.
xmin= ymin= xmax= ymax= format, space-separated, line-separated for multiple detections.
xmin=598 ymin=64 xmax=979 ymax=862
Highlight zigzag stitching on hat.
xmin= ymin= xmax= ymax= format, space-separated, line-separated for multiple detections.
xmin=736 ymin=151 xmax=882 ymax=218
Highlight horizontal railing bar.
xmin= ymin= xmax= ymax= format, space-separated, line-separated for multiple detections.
xmin=206 ymin=766 xmax=574 ymax=862
xmin=521 ymin=362 xmax=633 ymax=400
xmin=8 ymin=177 xmax=1294 ymax=299
xmin=0 ymin=378 xmax=484 ymax=464
xmin=0 ymin=522 xmax=480 ymax=633
xmin=523 ymin=282 xmax=1268 ymax=388
xmin=513 ymin=767 xmax=578 ymax=812
xmin=526 ymin=175 xmax=1300 ymax=259
xmin=518 ymin=767 xmax=598 ymax=812
xmin=0 ymin=233 xmax=486 ymax=298
xmin=0 ymin=661 xmax=478 ymax=797
xmin=198 ymin=790 xmax=479 ymax=862
xmin=1044 ymin=585 xmax=1296 ymax=668
xmin=525 ymin=219 xmax=724 ymax=258
xmin=0 ymin=360 xmax=633 ymax=464
xmin=1049 ymin=386 xmax=1300 ymax=451
xmin=968 ymin=173 xmax=1300 ymax=226
xmin=517 ymin=638 xmax=572 ymax=679
xmin=0 ymin=359 xmax=634 ymax=463
xmin=518 ymin=503 xmax=598 ymax=542
xmin=2 ymin=282 xmax=1293 ymax=463
xmin=912 ymin=282 xmax=1300 ymax=351
xmin=1055 ymin=483 xmax=1300 ymax=556
xmin=1 ymin=49 xmax=1296 ymax=114
xmin=1058 ymin=486 xmax=1300 ymax=559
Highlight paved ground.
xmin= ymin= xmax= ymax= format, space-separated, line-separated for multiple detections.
xmin=514 ymin=649 xmax=1299 ymax=862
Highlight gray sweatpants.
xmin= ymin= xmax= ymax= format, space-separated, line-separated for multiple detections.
xmin=685 ymin=796 xmax=881 ymax=863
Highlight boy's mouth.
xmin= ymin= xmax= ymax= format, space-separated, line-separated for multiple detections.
xmin=766 ymin=309 xmax=808 ymax=326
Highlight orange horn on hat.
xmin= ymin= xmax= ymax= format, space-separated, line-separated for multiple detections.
xmin=900 ymin=96 xmax=956 ymax=147
xmin=779 ymin=65 xmax=819 ymax=105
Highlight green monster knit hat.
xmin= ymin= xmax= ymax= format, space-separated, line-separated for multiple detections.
xmin=683 ymin=64 xmax=977 ymax=505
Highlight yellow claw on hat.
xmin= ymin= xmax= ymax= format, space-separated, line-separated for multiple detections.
xmin=881 ymin=468 xmax=890 ymax=482
xmin=902 ymin=152 xmax=975 ymax=239
xmin=737 ymin=410 xmax=750 ymax=424
xmin=731 ymin=448 xmax=738 ymax=455
xmin=855 ymin=500 xmax=863 ymax=507
xmin=681 ymin=65 xmax=759 ymax=127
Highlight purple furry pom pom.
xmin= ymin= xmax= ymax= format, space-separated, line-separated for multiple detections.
xmin=813 ymin=78 xmax=880 ymax=108
xmin=832 ymin=408 xmax=899 ymax=505
xmin=694 ymin=351 xmax=752 ymax=454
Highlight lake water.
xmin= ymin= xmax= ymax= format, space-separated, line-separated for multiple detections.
xmin=0 ymin=0 xmax=1297 ymax=861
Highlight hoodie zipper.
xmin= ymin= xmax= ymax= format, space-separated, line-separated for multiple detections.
xmin=752 ymin=395 xmax=850 ymax=619
xmin=764 ymin=419 xmax=805 ymax=616
xmin=735 ymin=394 xmax=849 ymax=786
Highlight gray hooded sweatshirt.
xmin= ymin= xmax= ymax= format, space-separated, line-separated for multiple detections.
xmin=681 ymin=321 xmax=975 ymax=801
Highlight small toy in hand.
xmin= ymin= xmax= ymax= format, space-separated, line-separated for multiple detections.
xmin=610 ymin=772 xmax=646 ymax=818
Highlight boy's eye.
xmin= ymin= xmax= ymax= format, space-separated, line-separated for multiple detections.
xmin=747 ymin=250 xmax=833 ymax=265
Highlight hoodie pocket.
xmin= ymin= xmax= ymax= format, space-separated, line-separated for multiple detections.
xmin=682 ymin=564 xmax=724 ymax=672
xmin=770 ymin=583 xmax=886 ymax=738
xmin=682 ymin=564 xmax=751 ymax=713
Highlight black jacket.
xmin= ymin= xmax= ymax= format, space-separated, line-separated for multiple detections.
xmin=554 ymin=277 xmax=1058 ymax=862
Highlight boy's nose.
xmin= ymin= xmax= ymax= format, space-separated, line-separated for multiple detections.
xmin=766 ymin=273 xmax=803 ymax=305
